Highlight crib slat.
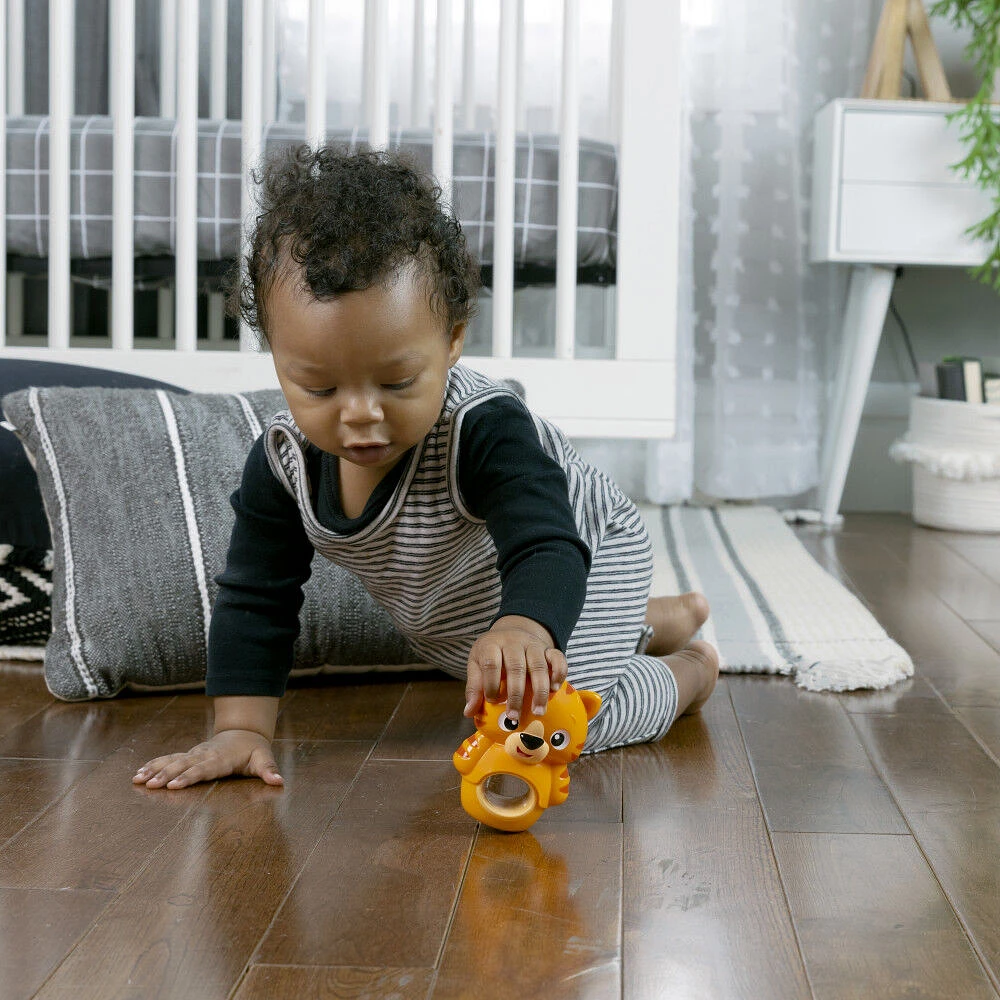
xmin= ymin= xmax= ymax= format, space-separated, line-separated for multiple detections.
xmin=110 ymin=0 xmax=135 ymax=351
xmin=208 ymin=0 xmax=227 ymax=345
xmin=515 ymin=0 xmax=525 ymax=132
xmin=307 ymin=0 xmax=327 ymax=148
xmin=410 ymin=0 xmax=426 ymax=128
xmin=433 ymin=0 xmax=453 ymax=200
xmin=210 ymin=0 xmax=228 ymax=118
xmin=262 ymin=0 xmax=277 ymax=123
xmin=614 ymin=0 xmax=678 ymax=364
xmin=160 ymin=0 xmax=177 ymax=119
xmin=6 ymin=0 xmax=25 ymax=342
xmin=461 ymin=0 xmax=474 ymax=131
xmin=175 ymin=0 xmax=198 ymax=352
xmin=554 ymin=0 xmax=579 ymax=360
xmin=240 ymin=0 xmax=265 ymax=351
xmin=47 ymin=0 xmax=73 ymax=350
xmin=367 ymin=0 xmax=389 ymax=151
xmin=0 ymin=3 xmax=5 ymax=345
xmin=608 ymin=0 xmax=623 ymax=147
xmin=491 ymin=0 xmax=517 ymax=359
xmin=7 ymin=0 xmax=23 ymax=116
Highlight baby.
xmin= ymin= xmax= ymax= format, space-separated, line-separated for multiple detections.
xmin=134 ymin=145 xmax=718 ymax=790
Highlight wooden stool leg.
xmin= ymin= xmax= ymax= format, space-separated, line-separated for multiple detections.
xmin=861 ymin=0 xmax=897 ymax=98
xmin=907 ymin=0 xmax=952 ymax=101
xmin=876 ymin=0 xmax=910 ymax=99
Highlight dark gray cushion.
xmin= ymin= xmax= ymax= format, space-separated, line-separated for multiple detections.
xmin=1 ymin=385 xmax=416 ymax=700
xmin=0 ymin=359 xmax=188 ymax=551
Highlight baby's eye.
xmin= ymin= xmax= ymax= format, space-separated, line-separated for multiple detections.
xmin=549 ymin=729 xmax=570 ymax=749
xmin=305 ymin=387 xmax=335 ymax=398
xmin=382 ymin=379 xmax=415 ymax=391
xmin=500 ymin=715 xmax=520 ymax=732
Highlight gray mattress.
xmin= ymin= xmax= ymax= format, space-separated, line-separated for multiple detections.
xmin=6 ymin=116 xmax=618 ymax=278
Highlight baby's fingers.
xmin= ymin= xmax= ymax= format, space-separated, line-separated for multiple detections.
xmin=133 ymin=749 xmax=225 ymax=789
xmin=546 ymin=648 xmax=569 ymax=690
xmin=246 ymin=747 xmax=284 ymax=786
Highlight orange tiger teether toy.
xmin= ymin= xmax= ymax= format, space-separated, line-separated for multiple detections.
xmin=453 ymin=680 xmax=602 ymax=832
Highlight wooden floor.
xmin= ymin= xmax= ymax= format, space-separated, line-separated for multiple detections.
xmin=2 ymin=513 xmax=1000 ymax=998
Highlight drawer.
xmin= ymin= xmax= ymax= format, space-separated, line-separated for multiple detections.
xmin=838 ymin=182 xmax=990 ymax=264
xmin=841 ymin=109 xmax=967 ymax=185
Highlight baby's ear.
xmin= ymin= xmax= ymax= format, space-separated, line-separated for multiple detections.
xmin=580 ymin=690 xmax=602 ymax=720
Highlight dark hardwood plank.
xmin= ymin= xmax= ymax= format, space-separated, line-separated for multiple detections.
xmin=0 ymin=663 xmax=53 ymax=739
xmin=256 ymin=760 xmax=475 ymax=969
xmin=954 ymin=706 xmax=1000 ymax=761
xmin=969 ymin=620 xmax=1000 ymax=656
xmin=0 ymin=759 xmax=97 ymax=847
xmin=0 ymin=888 xmax=111 ymax=1000
xmin=32 ymin=739 xmax=373 ymax=1000
xmin=622 ymin=683 xmax=811 ymax=999
xmin=432 ymin=823 xmax=622 ymax=999
xmin=851 ymin=698 xmax=1000 ymax=813
xmin=800 ymin=527 xmax=1000 ymax=708
xmin=852 ymin=702 xmax=1000 ymax=988
xmin=851 ymin=525 xmax=1000 ymax=622
xmin=728 ymin=675 xmax=907 ymax=834
xmin=0 ymin=692 xmax=171 ymax=761
xmin=371 ymin=677 xmax=471 ymax=760
xmin=835 ymin=675 xmax=946 ymax=715
xmin=932 ymin=530 xmax=1000 ymax=589
xmin=233 ymin=965 xmax=434 ymax=1000
xmin=0 ymin=698 xmax=216 ymax=890
xmin=772 ymin=831 xmax=997 ymax=1000
xmin=275 ymin=673 xmax=413 ymax=741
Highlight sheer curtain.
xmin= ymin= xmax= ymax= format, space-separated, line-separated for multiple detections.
xmin=647 ymin=0 xmax=878 ymax=504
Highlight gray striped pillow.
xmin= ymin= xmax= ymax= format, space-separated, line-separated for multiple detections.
xmin=1 ymin=385 xmax=415 ymax=701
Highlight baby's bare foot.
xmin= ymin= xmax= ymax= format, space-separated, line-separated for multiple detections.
xmin=644 ymin=592 xmax=710 ymax=656
xmin=665 ymin=640 xmax=720 ymax=716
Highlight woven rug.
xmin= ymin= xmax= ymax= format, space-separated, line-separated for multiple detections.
xmin=642 ymin=504 xmax=914 ymax=692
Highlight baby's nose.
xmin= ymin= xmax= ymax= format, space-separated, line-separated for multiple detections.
xmin=341 ymin=392 xmax=383 ymax=423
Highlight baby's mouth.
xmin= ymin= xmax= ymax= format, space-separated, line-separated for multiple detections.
xmin=343 ymin=443 xmax=392 ymax=465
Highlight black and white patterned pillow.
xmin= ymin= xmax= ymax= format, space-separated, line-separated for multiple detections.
xmin=0 ymin=545 xmax=53 ymax=658
xmin=1 ymin=385 xmax=417 ymax=700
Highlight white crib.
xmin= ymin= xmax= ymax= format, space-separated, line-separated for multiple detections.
xmin=0 ymin=0 xmax=680 ymax=440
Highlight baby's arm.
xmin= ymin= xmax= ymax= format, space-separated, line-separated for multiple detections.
xmin=457 ymin=397 xmax=589 ymax=724
xmin=132 ymin=696 xmax=282 ymax=789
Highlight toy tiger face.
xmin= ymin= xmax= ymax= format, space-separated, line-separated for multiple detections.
xmin=453 ymin=681 xmax=602 ymax=832
xmin=473 ymin=681 xmax=600 ymax=767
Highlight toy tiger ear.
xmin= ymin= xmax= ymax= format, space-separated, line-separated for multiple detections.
xmin=580 ymin=690 xmax=602 ymax=720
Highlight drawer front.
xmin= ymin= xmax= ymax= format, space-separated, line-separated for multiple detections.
xmin=838 ymin=182 xmax=990 ymax=264
xmin=841 ymin=110 xmax=967 ymax=185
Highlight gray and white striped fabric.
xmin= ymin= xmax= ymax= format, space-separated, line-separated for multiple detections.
xmin=1 ymin=386 xmax=413 ymax=701
xmin=266 ymin=363 xmax=678 ymax=754
xmin=644 ymin=504 xmax=914 ymax=692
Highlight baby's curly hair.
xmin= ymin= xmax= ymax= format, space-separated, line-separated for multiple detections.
xmin=229 ymin=144 xmax=481 ymax=339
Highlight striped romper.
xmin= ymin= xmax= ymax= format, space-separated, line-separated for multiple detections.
xmin=264 ymin=363 xmax=679 ymax=753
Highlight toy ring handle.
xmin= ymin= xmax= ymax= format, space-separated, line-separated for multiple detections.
xmin=461 ymin=773 xmax=545 ymax=832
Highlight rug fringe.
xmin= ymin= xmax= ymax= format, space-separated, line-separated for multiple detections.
xmin=792 ymin=652 xmax=914 ymax=692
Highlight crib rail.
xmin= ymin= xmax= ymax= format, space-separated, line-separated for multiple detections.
xmin=0 ymin=0 xmax=680 ymax=439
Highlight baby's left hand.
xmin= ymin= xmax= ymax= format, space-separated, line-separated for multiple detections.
xmin=464 ymin=615 xmax=568 ymax=722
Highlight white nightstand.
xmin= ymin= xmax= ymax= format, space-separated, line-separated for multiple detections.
xmin=810 ymin=97 xmax=991 ymax=525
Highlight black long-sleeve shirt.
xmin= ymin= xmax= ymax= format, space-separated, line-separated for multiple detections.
xmin=205 ymin=395 xmax=591 ymax=697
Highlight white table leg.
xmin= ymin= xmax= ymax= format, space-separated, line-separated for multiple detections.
xmin=817 ymin=264 xmax=895 ymax=527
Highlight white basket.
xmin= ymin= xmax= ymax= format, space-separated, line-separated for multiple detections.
xmin=890 ymin=396 xmax=1000 ymax=533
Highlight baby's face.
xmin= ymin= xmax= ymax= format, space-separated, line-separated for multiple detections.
xmin=267 ymin=269 xmax=465 ymax=479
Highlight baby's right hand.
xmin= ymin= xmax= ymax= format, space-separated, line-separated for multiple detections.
xmin=131 ymin=729 xmax=284 ymax=790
